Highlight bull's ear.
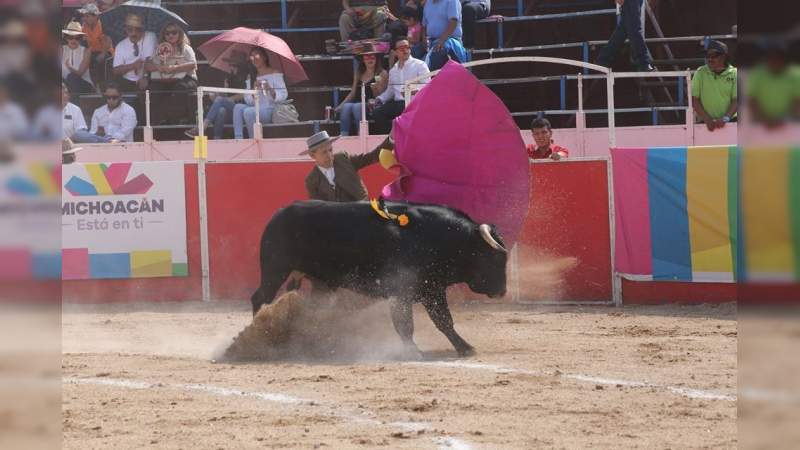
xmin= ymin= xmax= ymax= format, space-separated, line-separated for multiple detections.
xmin=479 ymin=224 xmax=507 ymax=253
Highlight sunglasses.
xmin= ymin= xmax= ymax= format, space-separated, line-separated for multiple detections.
xmin=65 ymin=36 xmax=80 ymax=40
xmin=126 ymin=26 xmax=144 ymax=32
xmin=395 ymin=45 xmax=410 ymax=51
xmin=165 ymin=29 xmax=180 ymax=36
xmin=105 ymin=94 xmax=121 ymax=100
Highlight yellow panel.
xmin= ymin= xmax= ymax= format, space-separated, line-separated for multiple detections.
xmin=742 ymin=148 xmax=794 ymax=275
xmin=86 ymin=164 xmax=114 ymax=195
xmin=130 ymin=250 xmax=172 ymax=278
xmin=686 ymin=147 xmax=733 ymax=273
xmin=30 ymin=163 xmax=58 ymax=196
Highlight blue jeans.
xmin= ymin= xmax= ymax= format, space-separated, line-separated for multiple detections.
xmin=339 ymin=102 xmax=364 ymax=136
xmin=597 ymin=0 xmax=652 ymax=68
xmin=71 ymin=129 xmax=112 ymax=143
xmin=205 ymin=96 xmax=237 ymax=139
xmin=233 ymin=103 xmax=275 ymax=139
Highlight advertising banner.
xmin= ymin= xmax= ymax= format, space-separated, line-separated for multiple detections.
xmin=61 ymin=161 xmax=187 ymax=279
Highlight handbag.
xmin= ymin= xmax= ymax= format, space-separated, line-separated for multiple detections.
xmin=272 ymin=99 xmax=300 ymax=124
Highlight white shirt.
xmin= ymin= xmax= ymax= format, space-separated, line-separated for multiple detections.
xmin=244 ymin=73 xmax=288 ymax=109
xmin=376 ymin=56 xmax=430 ymax=103
xmin=0 ymin=101 xmax=28 ymax=140
xmin=317 ymin=165 xmax=335 ymax=186
xmin=113 ymin=31 xmax=157 ymax=82
xmin=90 ymin=101 xmax=137 ymax=142
xmin=30 ymin=104 xmax=64 ymax=141
xmin=61 ymin=102 xmax=87 ymax=139
xmin=62 ymin=45 xmax=93 ymax=86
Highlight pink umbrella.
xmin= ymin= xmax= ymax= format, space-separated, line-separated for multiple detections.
xmin=382 ymin=61 xmax=531 ymax=246
xmin=197 ymin=27 xmax=308 ymax=85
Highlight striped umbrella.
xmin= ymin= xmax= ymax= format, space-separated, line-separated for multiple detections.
xmin=100 ymin=0 xmax=188 ymax=45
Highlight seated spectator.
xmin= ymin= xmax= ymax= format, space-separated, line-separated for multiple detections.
xmin=62 ymin=21 xmax=94 ymax=102
xmin=31 ymin=85 xmax=64 ymax=141
xmin=422 ymin=0 xmax=468 ymax=71
xmin=596 ymin=0 xmax=654 ymax=72
xmin=60 ymin=84 xmax=91 ymax=142
xmin=146 ymin=22 xmax=198 ymax=124
xmin=0 ymin=85 xmax=28 ymax=141
xmin=691 ymin=40 xmax=737 ymax=132
xmin=401 ymin=6 xmax=425 ymax=59
xmin=373 ymin=39 xmax=429 ymax=134
xmin=112 ymin=14 xmax=157 ymax=92
xmin=461 ymin=1 xmax=490 ymax=49
xmin=747 ymin=41 xmax=800 ymax=128
xmin=80 ymin=3 xmax=114 ymax=90
xmin=526 ymin=118 xmax=569 ymax=160
xmin=340 ymin=0 xmax=388 ymax=41
xmin=77 ymin=83 xmax=137 ymax=143
xmin=185 ymin=62 xmax=249 ymax=139
xmin=336 ymin=45 xmax=389 ymax=136
xmin=232 ymin=47 xmax=288 ymax=139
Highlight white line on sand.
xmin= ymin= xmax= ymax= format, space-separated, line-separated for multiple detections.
xmin=409 ymin=361 xmax=736 ymax=402
xmin=64 ymin=377 xmax=474 ymax=449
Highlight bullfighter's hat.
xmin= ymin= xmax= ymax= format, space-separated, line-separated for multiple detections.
xmin=299 ymin=131 xmax=340 ymax=155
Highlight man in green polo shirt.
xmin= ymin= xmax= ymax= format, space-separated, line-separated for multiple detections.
xmin=746 ymin=41 xmax=800 ymax=128
xmin=691 ymin=40 xmax=738 ymax=132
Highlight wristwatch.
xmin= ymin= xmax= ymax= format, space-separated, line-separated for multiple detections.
xmin=721 ymin=115 xmax=731 ymax=123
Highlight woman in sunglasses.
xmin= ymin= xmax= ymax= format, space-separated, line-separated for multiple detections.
xmin=147 ymin=22 xmax=198 ymax=124
xmin=61 ymin=21 xmax=94 ymax=102
xmin=232 ymin=46 xmax=288 ymax=139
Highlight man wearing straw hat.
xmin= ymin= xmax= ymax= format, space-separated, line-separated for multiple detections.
xmin=301 ymin=130 xmax=393 ymax=202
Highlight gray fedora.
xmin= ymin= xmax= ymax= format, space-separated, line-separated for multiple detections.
xmin=299 ymin=130 xmax=340 ymax=155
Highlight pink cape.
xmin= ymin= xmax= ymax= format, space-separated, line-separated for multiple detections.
xmin=382 ymin=61 xmax=531 ymax=245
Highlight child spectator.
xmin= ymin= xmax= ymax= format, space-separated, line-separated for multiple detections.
xmin=527 ymin=118 xmax=569 ymax=160
xmin=401 ymin=7 xmax=425 ymax=59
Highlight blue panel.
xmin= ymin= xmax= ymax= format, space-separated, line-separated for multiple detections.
xmin=648 ymin=148 xmax=692 ymax=281
xmin=32 ymin=252 xmax=61 ymax=280
xmin=89 ymin=253 xmax=131 ymax=279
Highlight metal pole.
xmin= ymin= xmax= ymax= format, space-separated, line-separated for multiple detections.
xmin=196 ymin=87 xmax=211 ymax=302
xmin=606 ymin=71 xmax=616 ymax=148
xmin=143 ymin=89 xmax=153 ymax=144
xmin=577 ymin=73 xmax=586 ymax=156
xmin=606 ymin=155 xmax=621 ymax=306
xmin=685 ymin=69 xmax=695 ymax=144
xmin=253 ymin=87 xmax=262 ymax=140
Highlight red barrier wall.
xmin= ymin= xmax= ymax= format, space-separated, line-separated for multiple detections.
xmin=63 ymin=159 xmax=791 ymax=304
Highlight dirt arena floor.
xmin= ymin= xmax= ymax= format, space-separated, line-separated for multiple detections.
xmin=62 ymin=298 xmax=737 ymax=449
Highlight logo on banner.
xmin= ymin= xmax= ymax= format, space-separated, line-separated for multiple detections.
xmin=64 ymin=163 xmax=153 ymax=196
xmin=5 ymin=163 xmax=60 ymax=197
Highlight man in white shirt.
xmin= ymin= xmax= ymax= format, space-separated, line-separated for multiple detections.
xmin=373 ymin=38 xmax=430 ymax=134
xmin=58 ymin=84 xmax=89 ymax=141
xmin=112 ymin=14 xmax=157 ymax=91
xmin=81 ymin=83 xmax=137 ymax=143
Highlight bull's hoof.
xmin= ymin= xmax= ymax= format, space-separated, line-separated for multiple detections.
xmin=457 ymin=346 xmax=476 ymax=358
xmin=402 ymin=344 xmax=423 ymax=361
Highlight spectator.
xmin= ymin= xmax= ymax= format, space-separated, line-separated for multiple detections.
xmin=461 ymin=1 xmax=490 ymax=49
xmin=31 ymin=85 xmax=64 ymax=141
xmin=80 ymin=83 xmax=137 ymax=143
xmin=146 ymin=23 xmax=198 ymax=124
xmin=0 ymin=85 xmax=28 ymax=141
xmin=401 ymin=6 xmax=425 ymax=59
xmin=60 ymin=84 xmax=91 ymax=142
xmin=340 ymin=1 xmax=388 ymax=41
xmin=301 ymin=130 xmax=393 ymax=202
xmin=526 ymin=118 xmax=569 ymax=160
xmin=373 ymin=38 xmax=429 ymax=134
xmin=112 ymin=14 xmax=157 ymax=91
xmin=691 ymin=40 xmax=737 ymax=132
xmin=80 ymin=3 xmax=114 ymax=90
xmin=232 ymin=47 xmax=288 ymax=139
xmin=336 ymin=45 xmax=389 ymax=136
xmin=62 ymin=21 xmax=94 ymax=101
xmin=746 ymin=41 xmax=800 ymax=128
xmin=185 ymin=63 xmax=249 ymax=140
xmin=422 ymin=0 xmax=468 ymax=71
xmin=596 ymin=0 xmax=654 ymax=72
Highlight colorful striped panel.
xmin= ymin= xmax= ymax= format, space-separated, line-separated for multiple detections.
xmin=612 ymin=148 xmax=652 ymax=275
xmin=648 ymin=147 xmax=692 ymax=281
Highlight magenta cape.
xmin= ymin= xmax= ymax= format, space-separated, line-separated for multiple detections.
xmin=381 ymin=61 xmax=531 ymax=245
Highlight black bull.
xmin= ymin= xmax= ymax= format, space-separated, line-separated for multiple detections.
xmin=250 ymin=200 xmax=509 ymax=356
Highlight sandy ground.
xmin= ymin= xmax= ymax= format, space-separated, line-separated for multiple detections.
xmin=62 ymin=299 xmax=737 ymax=449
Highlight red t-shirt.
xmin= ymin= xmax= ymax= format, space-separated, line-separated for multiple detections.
xmin=526 ymin=143 xmax=569 ymax=160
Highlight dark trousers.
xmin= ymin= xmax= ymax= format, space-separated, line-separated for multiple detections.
xmin=150 ymin=76 xmax=198 ymax=125
xmin=115 ymin=77 xmax=146 ymax=124
xmin=461 ymin=1 xmax=490 ymax=49
xmin=372 ymin=99 xmax=405 ymax=134
xmin=64 ymin=73 xmax=94 ymax=104
xmin=89 ymin=51 xmax=112 ymax=91
xmin=596 ymin=0 xmax=652 ymax=69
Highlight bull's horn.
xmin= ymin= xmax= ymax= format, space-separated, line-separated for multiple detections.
xmin=479 ymin=224 xmax=506 ymax=253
